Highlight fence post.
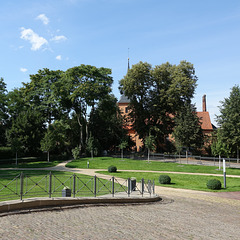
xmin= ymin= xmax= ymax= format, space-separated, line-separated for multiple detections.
xmin=112 ymin=177 xmax=115 ymax=197
xmin=73 ymin=174 xmax=76 ymax=198
xmin=127 ymin=178 xmax=130 ymax=197
xmin=94 ymin=175 xmax=97 ymax=197
xmin=20 ymin=172 xmax=24 ymax=201
xmin=148 ymin=180 xmax=152 ymax=196
xmin=49 ymin=171 xmax=52 ymax=198
xmin=141 ymin=178 xmax=144 ymax=196
xmin=153 ymin=179 xmax=155 ymax=195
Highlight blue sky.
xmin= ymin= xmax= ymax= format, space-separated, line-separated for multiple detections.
xmin=1 ymin=0 xmax=240 ymax=125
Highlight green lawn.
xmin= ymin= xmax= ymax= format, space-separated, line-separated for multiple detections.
xmin=97 ymin=170 xmax=240 ymax=192
xmin=0 ymin=160 xmax=65 ymax=168
xmin=66 ymin=157 xmax=240 ymax=175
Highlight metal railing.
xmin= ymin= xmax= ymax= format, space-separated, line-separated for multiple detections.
xmin=0 ymin=172 xmax=155 ymax=202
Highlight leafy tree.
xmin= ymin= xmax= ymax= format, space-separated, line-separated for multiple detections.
xmin=216 ymin=85 xmax=240 ymax=162
xmin=86 ymin=134 xmax=100 ymax=158
xmin=61 ymin=65 xmax=113 ymax=150
xmin=10 ymin=137 xmax=22 ymax=165
xmin=40 ymin=130 xmax=56 ymax=162
xmin=118 ymin=140 xmax=128 ymax=159
xmin=211 ymin=130 xmax=231 ymax=169
xmin=22 ymin=69 xmax=65 ymax=125
xmin=89 ymin=94 xmax=127 ymax=152
xmin=7 ymin=88 xmax=28 ymax=120
xmin=144 ymin=134 xmax=156 ymax=162
xmin=172 ymin=103 xmax=203 ymax=162
xmin=0 ymin=78 xmax=8 ymax=146
xmin=72 ymin=147 xmax=80 ymax=160
xmin=8 ymin=110 xmax=45 ymax=155
xmin=119 ymin=61 xmax=197 ymax=151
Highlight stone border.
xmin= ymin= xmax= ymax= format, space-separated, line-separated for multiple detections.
xmin=0 ymin=194 xmax=162 ymax=217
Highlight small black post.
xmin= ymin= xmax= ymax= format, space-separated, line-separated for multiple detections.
xmin=73 ymin=174 xmax=76 ymax=198
xmin=153 ymin=179 xmax=155 ymax=195
xmin=20 ymin=172 xmax=24 ymax=201
xmin=112 ymin=177 xmax=115 ymax=197
xmin=94 ymin=175 xmax=97 ymax=197
xmin=127 ymin=178 xmax=130 ymax=197
xmin=141 ymin=178 xmax=144 ymax=196
xmin=49 ymin=171 xmax=52 ymax=198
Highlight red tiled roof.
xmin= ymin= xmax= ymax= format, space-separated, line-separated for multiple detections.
xmin=197 ymin=111 xmax=213 ymax=130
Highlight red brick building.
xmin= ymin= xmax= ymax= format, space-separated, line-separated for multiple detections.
xmin=118 ymin=94 xmax=215 ymax=151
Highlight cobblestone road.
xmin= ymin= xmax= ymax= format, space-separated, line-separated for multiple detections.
xmin=0 ymin=191 xmax=240 ymax=240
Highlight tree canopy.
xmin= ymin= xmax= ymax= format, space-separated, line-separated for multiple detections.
xmin=119 ymin=61 xmax=198 ymax=151
xmin=216 ymin=85 xmax=240 ymax=157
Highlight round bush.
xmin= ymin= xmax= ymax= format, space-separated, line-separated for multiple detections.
xmin=159 ymin=175 xmax=171 ymax=184
xmin=207 ymin=179 xmax=222 ymax=190
xmin=108 ymin=165 xmax=117 ymax=173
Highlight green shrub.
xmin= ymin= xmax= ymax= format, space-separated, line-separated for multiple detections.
xmin=108 ymin=165 xmax=117 ymax=173
xmin=159 ymin=175 xmax=171 ymax=184
xmin=207 ymin=179 xmax=222 ymax=190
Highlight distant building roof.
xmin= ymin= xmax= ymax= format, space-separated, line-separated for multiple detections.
xmin=119 ymin=93 xmax=130 ymax=103
xmin=197 ymin=111 xmax=213 ymax=131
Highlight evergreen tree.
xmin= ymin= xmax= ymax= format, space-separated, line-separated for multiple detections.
xmin=173 ymin=103 xmax=203 ymax=162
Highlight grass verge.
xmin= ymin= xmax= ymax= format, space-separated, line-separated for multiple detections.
xmin=66 ymin=157 xmax=240 ymax=175
xmin=97 ymin=171 xmax=240 ymax=192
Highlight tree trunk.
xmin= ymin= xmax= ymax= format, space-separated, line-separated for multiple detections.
xmin=48 ymin=151 xmax=50 ymax=162
xmin=121 ymin=149 xmax=123 ymax=160
xmin=219 ymin=154 xmax=221 ymax=170
xmin=186 ymin=149 xmax=188 ymax=164
xmin=237 ymin=146 xmax=239 ymax=164
xmin=15 ymin=151 xmax=18 ymax=165
xmin=148 ymin=148 xmax=150 ymax=163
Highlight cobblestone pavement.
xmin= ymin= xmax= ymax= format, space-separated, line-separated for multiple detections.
xmin=0 ymin=188 xmax=240 ymax=240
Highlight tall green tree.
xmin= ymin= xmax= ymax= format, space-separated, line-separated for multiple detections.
xmin=0 ymin=78 xmax=8 ymax=146
xmin=144 ymin=134 xmax=156 ymax=163
xmin=8 ymin=110 xmax=45 ymax=155
xmin=61 ymin=64 xmax=113 ymax=150
xmin=22 ymin=69 xmax=65 ymax=124
xmin=216 ymin=85 xmax=240 ymax=161
xmin=119 ymin=61 xmax=197 ymax=151
xmin=172 ymin=103 xmax=203 ymax=162
xmin=89 ymin=94 xmax=127 ymax=152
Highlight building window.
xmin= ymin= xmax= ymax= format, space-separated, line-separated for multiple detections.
xmin=125 ymin=107 xmax=128 ymax=113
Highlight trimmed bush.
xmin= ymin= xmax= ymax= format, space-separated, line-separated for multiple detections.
xmin=108 ymin=165 xmax=117 ymax=173
xmin=159 ymin=175 xmax=171 ymax=184
xmin=207 ymin=179 xmax=222 ymax=190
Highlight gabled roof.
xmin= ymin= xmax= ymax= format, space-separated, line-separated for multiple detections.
xmin=119 ymin=93 xmax=130 ymax=103
xmin=196 ymin=111 xmax=213 ymax=131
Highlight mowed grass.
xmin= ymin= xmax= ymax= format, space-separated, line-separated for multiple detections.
xmin=66 ymin=157 xmax=240 ymax=175
xmin=97 ymin=171 xmax=240 ymax=192
xmin=0 ymin=160 xmax=65 ymax=169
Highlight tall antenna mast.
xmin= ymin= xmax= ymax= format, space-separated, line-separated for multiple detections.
xmin=128 ymin=48 xmax=130 ymax=70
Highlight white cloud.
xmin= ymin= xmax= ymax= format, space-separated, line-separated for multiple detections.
xmin=56 ymin=55 xmax=62 ymax=60
xmin=20 ymin=68 xmax=28 ymax=72
xmin=36 ymin=14 xmax=49 ymax=25
xmin=20 ymin=27 xmax=48 ymax=51
xmin=51 ymin=35 xmax=67 ymax=42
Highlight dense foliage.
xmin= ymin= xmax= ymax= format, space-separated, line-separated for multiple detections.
xmin=216 ymin=85 xmax=240 ymax=158
xmin=1 ymin=65 xmax=127 ymax=160
xmin=119 ymin=61 xmax=198 ymax=152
